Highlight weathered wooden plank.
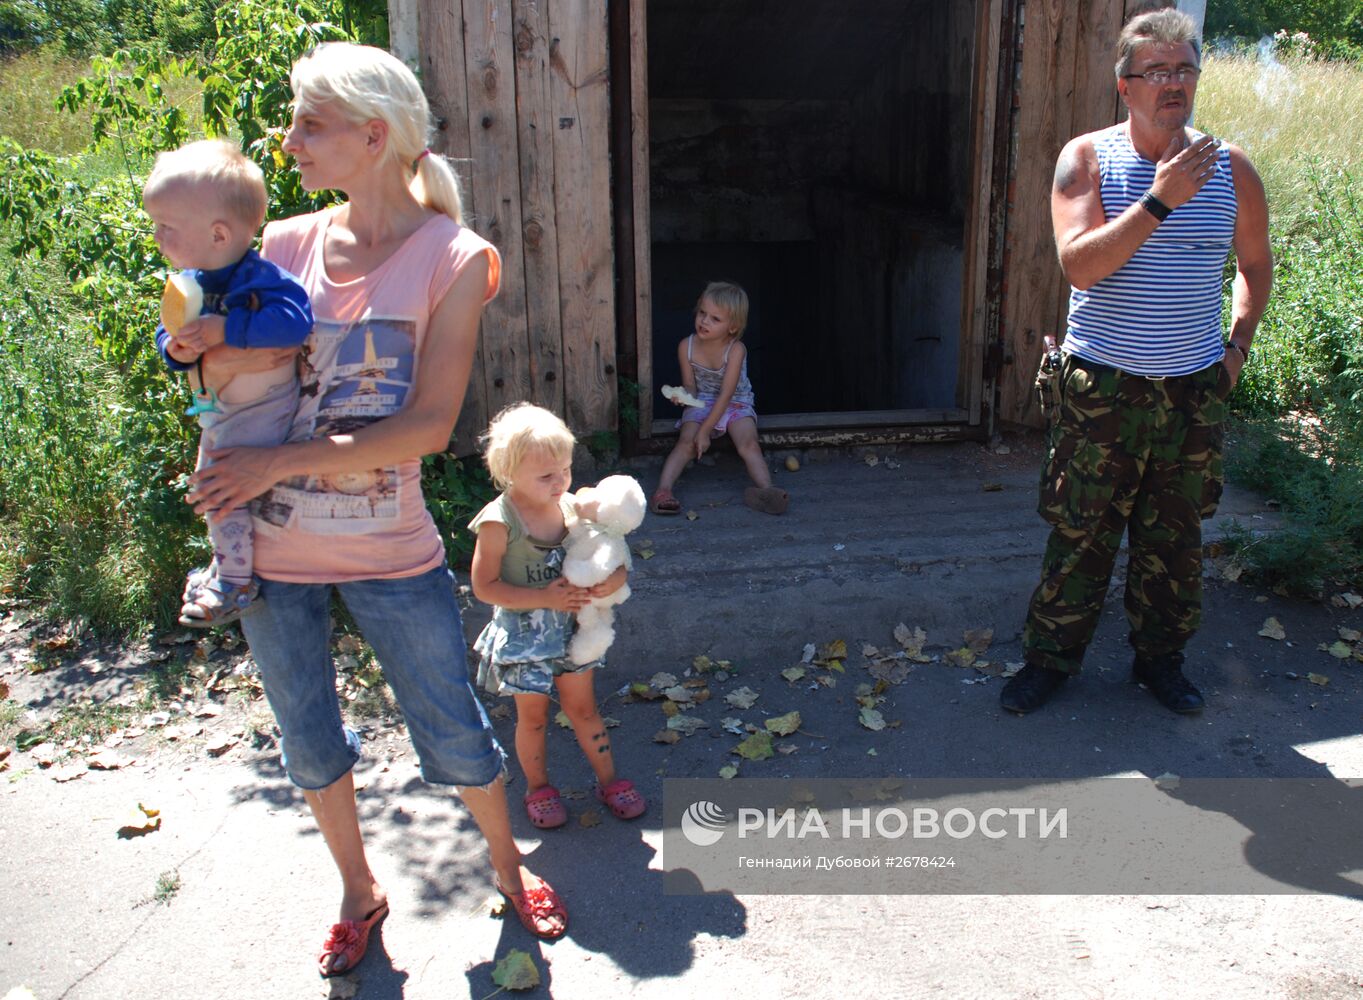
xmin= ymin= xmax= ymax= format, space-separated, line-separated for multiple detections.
xmin=511 ymin=0 xmax=565 ymax=417
xmin=548 ymin=0 xmax=616 ymax=433
xmin=629 ymin=0 xmax=653 ymax=437
xmin=389 ymin=0 xmax=420 ymax=69
xmin=418 ymin=0 xmax=487 ymax=455
xmin=958 ymin=0 xmax=1003 ymax=425
xmin=463 ymin=0 xmax=533 ymax=422
xmin=998 ymin=0 xmax=1077 ymax=426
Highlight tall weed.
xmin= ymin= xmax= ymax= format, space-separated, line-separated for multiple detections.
xmin=1199 ymin=51 xmax=1363 ymax=222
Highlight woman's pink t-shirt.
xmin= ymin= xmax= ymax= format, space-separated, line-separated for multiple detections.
xmin=251 ymin=206 xmax=501 ymax=583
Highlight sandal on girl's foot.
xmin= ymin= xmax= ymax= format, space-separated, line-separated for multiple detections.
xmin=496 ymin=873 xmax=568 ymax=939
xmin=178 ymin=577 xmax=260 ymax=629
xmin=595 ymin=778 xmax=647 ymax=820
xmin=318 ymin=901 xmax=389 ymax=978
xmin=744 ymin=486 xmax=789 ymax=515
xmin=649 ymin=489 xmax=682 ymax=515
xmin=181 ymin=564 xmax=214 ymax=604
xmin=524 ymin=785 xmax=568 ymax=829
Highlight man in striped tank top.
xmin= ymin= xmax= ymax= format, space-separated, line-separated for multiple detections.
xmin=1001 ymin=7 xmax=1273 ymax=715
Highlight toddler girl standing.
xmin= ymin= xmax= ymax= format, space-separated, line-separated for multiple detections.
xmin=652 ymin=280 xmax=788 ymax=516
xmin=471 ymin=403 xmax=647 ymax=828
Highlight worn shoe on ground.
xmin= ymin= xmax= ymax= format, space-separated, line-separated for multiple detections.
xmin=999 ymin=663 xmax=1069 ymax=714
xmin=1132 ymin=653 xmax=1204 ymax=714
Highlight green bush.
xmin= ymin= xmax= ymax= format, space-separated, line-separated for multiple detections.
xmin=0 ymin=0 xmax=346 ymax=630
xmin=1223 ymin=165 xmax=1363 ymax=593
xmin=1206 ymin=0 xmax=1363 ymax=50
xmin=0 ymin=1 xmax=494 ymax=630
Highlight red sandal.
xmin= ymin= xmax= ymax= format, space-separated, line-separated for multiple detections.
xmin=650 ymin=489 xmax=682 ymax=515
xmin=524 ymin=785 xmax=568 ymax=829
xmin=318 ymin=901 xmax=389 ymax=978
xmin=496 ymin=873 xmax=568 ymax=939
xmin=595 ymin=778 xmax=647 ymax=820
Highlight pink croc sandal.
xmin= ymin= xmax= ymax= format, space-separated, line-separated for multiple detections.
xmin=524 ymin=785 xmax=568 ymax=829
xmin=595 ymin=778 xmax=647 ymax=820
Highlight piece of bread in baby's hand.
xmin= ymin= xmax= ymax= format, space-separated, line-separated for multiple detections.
xmin=662 ymin=384 xmax=703 ymax=408
xmin=160 ymin=273 xmax=203 ymax=335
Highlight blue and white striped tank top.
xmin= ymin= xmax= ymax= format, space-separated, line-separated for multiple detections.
xmin=1064 ymin=124 xmax=1236 ymax=377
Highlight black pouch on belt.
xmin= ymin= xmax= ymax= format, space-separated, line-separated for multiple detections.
xmin=1034 ymin=335 xmax=1064 ymax=424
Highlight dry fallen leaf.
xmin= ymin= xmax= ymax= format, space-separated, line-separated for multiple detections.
xmin=653 ymin=729 xmax=682 ymax=745
xmin=685 ymin=510 xmax=699 ymax=521
xmin=488 ymin=703 xmax=512 ymax=720
xmin=649 ymin=672 xmax=678 ymax=689
xmin=554 ymin=710 xmax=573 ymax=730
xmin=86 ymin=749 xmax=130 ymax=770
xmin=816 ymin=640 xmax=848 ymax=663
xmin=765 ymin=711 xmax=801 ymax=736
xmin=733 ymin=731 xmax=774 ymax=761
xmin=51 ymin=762 xmax=87 ymax=783
xmin=579 ymin=810 xmax=602 ymax=829
xmin=867 ymin=661 xmax=910 ymax=685
xmin=206 ymin=735 xmax=237 ymax=757
xmin=962 ymin=628 xmax=994 ymax=654
xmin=491 ymin=949 xmax=541 ymax=991
xmin=660 ymin=699 xmax=681 ymax=718
xmin=1308 ymin=673 xmax=1330 ymax=687
xmin=117 ymin=803 xmax=162 ymax=838
xmin=1339 ymin=627 xmax=1362 ymax=643
xmin=629 ymin=683 xmax=664 ymax=701
xmin=1258 ymin=617 xmax=1286 ymax=641
xmin=945 ymin=647 xmax=977 ymax=669
xmin=726 ymin=686 xmax=760 ymax=710
xmin=719 ymin=765 xmax=738 ymax=780
xmin=1327 ymin=641 xmax=1354 ymax=660
xmin=859 ymin=708 xmax=887 ymax=732
xmin=665 ymin=715 xmax=708 ymax=736
xmin=781 ymin=666 xmax=807 ymax=683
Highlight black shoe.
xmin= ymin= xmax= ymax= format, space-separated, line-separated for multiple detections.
xmin=1000 ymin=663 xmax=1069 ymax=714
xmin=1132 ymin=653 xmax=1204 ymax=714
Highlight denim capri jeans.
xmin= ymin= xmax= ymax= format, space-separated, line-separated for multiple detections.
xmin=240 ymin=565 xmax=506 ymax=790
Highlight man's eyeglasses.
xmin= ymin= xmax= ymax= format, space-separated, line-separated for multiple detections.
xmin=1123 ymin=67 xmax=1200 ymax=85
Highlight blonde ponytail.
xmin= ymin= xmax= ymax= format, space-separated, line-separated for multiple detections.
xmin=291 ymin=42 xmax=465 ymax=224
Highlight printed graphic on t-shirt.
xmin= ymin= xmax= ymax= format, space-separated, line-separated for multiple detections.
xmin=254 ymin=315 xmax=415 ymax=534
xmin=526 ymin=547 xmax=563 ymax=586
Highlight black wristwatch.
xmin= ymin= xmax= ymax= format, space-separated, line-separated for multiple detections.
xmin=1226 ymin=341 xmax=1250 ymax=362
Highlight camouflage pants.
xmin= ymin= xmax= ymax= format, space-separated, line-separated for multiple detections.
xmin=1022 ymin=355 xmax=1232 ymax=674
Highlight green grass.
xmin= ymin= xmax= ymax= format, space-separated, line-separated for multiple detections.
xmin=0 ymin=49 xmax=99 ymax=155
xmin=1199 ymin=51 xmax=1363 ymax=222
xmin=1199 ymin=53 xmax=1363 ymax=593
xmin=152 ymin=869 xmax=182 ymax=905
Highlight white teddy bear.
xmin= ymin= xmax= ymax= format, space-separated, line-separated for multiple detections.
xmin=562 ymin=474 xmax=647 ymax=665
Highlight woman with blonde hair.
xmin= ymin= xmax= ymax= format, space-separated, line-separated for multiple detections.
xmin=187 ymin=42 xmax=567 ymax=975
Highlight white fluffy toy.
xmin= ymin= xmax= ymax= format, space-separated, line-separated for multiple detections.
xmin=562 ymin=474 xmax=647 ymax=665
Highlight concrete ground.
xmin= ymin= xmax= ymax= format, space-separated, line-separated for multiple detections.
xmin=4 ymin=435 xmax=1363 ymax=999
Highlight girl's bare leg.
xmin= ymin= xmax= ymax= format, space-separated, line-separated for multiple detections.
xmin=512 ymin=693 xmax=552 ymax=790
xmin=728 ymin=417 xmax=773 ymax=489
xmin=657 ymin=422 xmax=701 ymax=493
xmin=555 ymin=670 xmax=616 ymax=786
